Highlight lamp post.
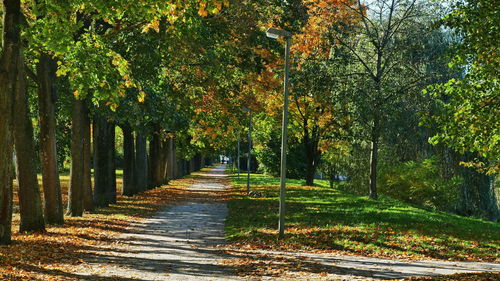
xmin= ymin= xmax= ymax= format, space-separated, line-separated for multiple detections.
xmin=266 ymin=27 xmax=292 ymax=239
xmin=242 ymin=107 xmax=252 ymax=194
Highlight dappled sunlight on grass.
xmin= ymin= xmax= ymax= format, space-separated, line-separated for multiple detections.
xmin=225 ymin=173 xmax=500 ymax=262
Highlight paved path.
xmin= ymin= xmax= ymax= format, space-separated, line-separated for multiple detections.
xmin=73 ymin=165 xmax=499 ymax=280
xmin=76 ymin=165 xmax=235 ymax=281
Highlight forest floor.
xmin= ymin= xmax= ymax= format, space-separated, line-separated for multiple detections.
xmin=1 ymin=165 xmax=499 ymax=280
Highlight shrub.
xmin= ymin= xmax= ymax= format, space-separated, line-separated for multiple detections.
xmin=379 ymin=156 xmax=461 ymax=210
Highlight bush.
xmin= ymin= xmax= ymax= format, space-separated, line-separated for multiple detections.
xmin=253 ymin=134 xmax=306 ymax=179
xmin=379 ymin=156 xmax=461 ymax=210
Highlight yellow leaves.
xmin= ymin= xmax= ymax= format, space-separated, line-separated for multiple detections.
xmin=317 ymin=1 xmax=328 ymax=8
xmin=198 ymin=1 xmax=227 ymax=17
xmin=215 ymin=1 xmax=223 ymax=10
xmin=118 ymin=89 xmax=126 ymax=98
xmin=105 ymin=101 xmax=118 ymax=111
xmin=73 ymin=90 xmax=80 ymax=98
xmin=124 ymin=79 xmax=133 ymax=88
xmin=138 ymin=91 xmax=146 ymax=103
xmin=198 ymin=7 xmax=208 ymax=17
xmin=142 ymin=18 xmax=160 ymax=33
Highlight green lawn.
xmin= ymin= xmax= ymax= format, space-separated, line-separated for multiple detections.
xmin=225 ymin=172 xmax=500 ymax=261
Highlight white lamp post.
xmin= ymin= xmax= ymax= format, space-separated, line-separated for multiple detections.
xmin=266 ymin=27 xmax=292 ymax=238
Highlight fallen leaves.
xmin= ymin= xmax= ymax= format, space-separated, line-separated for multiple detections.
xmin=1 ymin=175 xmax=196 ymax=280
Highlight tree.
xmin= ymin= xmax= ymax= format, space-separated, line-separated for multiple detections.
xmin=324 ymin=0 xmax=432 ymax=199
xmin=13 ymin=50 xmax=45 ymax=232
xmin=0 ymin=0 xmax=22 ymax=244
xmin=428 ymin=0 xmax=499 ymax=175
xmin=67 ymin=97 xmax=85 ymax=216
xmin=37 ymin=54 xmax=65 ymax=224
xmin=121 ymin=124 xmax=136 ymax=196
xmin=288 ymin=61 xmax=352 ymax=185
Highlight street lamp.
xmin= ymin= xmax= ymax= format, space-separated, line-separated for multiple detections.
xmin=242 ymin=107 xmax=252 ymax=194
xmin=266 ymin=27 xmax=292 ymax=239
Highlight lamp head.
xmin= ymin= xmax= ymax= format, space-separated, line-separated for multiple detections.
xmin=266 ymin=28 xmax=292 ymax=39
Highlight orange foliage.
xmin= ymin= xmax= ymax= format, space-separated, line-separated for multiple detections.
xmin=293 ymin=0 xmax=358 ymax=59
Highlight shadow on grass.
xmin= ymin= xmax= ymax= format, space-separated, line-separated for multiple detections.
xmin=226 ymin=174 xmax=500 ymax=261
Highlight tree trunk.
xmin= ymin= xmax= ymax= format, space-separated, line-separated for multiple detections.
xmin=108 ymin=124 xmax=116 ymax=204
xmin=13 ymin=51 xmax=46 ymax=232
xmin=37 ymin=53 xmax=64 ymax=224
xmin=82 ymin=103 xmax=93 ymax=212
xmin=0 ymin=0 xmax=22 ymax=244
xmin=135 ymin=132 xmax=148 ymax=192
xmin=121 ymin=124 xmax=136 ymax=196
xmin=305 ymin=152 xmax=316 ymax=186
xmin=166 ymin=137 xmax=175 ymax=181
xmin=93 ymin=116 xmax=115 ymax=207
xmin=171 ymin=138 xmax=178 ymax=179
xmin=67 ymin=97 xmax=85 ymax=216
xmin=160 ymin=140 xmax=168 ymax=184
xmin=369 ymin=117 xmax=380 ymax=200
xmin=304 ymin=133 xmax=320 ymax=186
xmin=93 ymin=117 xmax=107 ymax=207
xmin=329 ymin=166 xmax=335 ymax=189
xmin=149 ymin=130 xmax=162 ymax=188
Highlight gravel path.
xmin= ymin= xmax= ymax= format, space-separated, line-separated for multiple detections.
xmin=72 ymin=165 xmax=499 ymax=280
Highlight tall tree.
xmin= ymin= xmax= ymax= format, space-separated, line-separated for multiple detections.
xmin=13 ymin=51 xmax=45 ymax=232
xmin=67 ymin=97 xmax=85 ymax=216
xmin=325 ymin=0 xmax=430 ymax=199
xmin=428 ymin=0 xmax=499 ymax=175
xmin=93 ymin=115 xmax=116 ymax=207
xmin=121 ymin=124 xmax=136 ymax=196
xmin=0 ymin=0 xmax=22 ymax=244
xmin=82 ymin=102 xmax=93 ymax=212
xmin=135 ymin=132 xmax=148 ymax=192
xmin=37 ymin=54 xmax=65 ymax=224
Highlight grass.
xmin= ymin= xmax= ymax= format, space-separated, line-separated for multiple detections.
xmin=225 ymin=172 xmax=500 ymax=262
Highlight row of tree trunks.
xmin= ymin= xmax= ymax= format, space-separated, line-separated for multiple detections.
xmin=13 ymin=51 xmax=46 ymax=232
xmin=93 ymin=116 xmax=116 ymax=207
xmin=122 ymin=129 xmax=185 ymax=196
xmin=148 ymin=128 xmax=182 ymax=189
xmin=37 ymin=53 xmax=64 ymax=224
